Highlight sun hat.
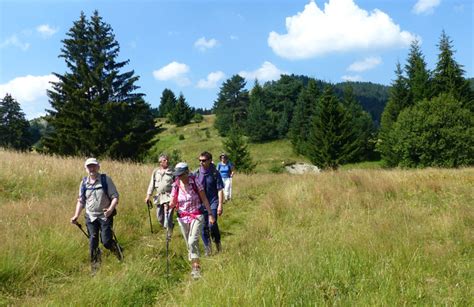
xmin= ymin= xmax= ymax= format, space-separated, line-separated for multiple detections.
xmin=84 ymin=157 xmax=99 ymax=167
xmin=173 ymin=162 xmax=189 ymax=176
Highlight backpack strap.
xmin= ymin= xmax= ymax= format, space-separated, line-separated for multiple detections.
xmin=100 ymin=173 xmax=110 ymax=201
xmin=80 ymin=174 xmax=110 ymax=203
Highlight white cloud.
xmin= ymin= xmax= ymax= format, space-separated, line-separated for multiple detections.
xmin=268 ymin=0 xmax=417 ymax=59
xmin=196 ymin=71 xmax=225 ymax=89
xmin=239 ymin=61 xmax=287 ymax=82
xmin=36 ymin=24 xmax=58 ymax=38
xmin=347 ymin=56 xmax=382 ymax=72
xmin=0 ymin=35 xmax=30 ymax=51
xmin=194 ymin=37 xmax=218 ymax=51
xmin=412 ymin=0 xmax=441 ymax=15
xmin=341 ymin=75 xmax=363 ymax=82
xmin=153 ymin=61 xmax=191 ymax=86
xmin=0 ymin=74 xmax=59 ymax=119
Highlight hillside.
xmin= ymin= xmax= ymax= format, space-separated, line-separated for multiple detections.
xmin=146 ymin=114 xmax=312 ymax=173
xmin=1 ymin=150 xmax=472 ymax=305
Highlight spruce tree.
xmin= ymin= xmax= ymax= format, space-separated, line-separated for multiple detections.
xmin=158 ymin=88 xmax=177 ymax=118
xmin=0 ymin=94 xmax=31 ymax=150
xmin=432 ymin=31 xmax=473 ymax=109
xmin=213 ymin=75 xmax=249 ymax=136
xmin=405 ymin=40 xmax=432 ymax=105
xmin=378 ymin=62 xmax=410 ymax=166
xmin=289 ymin=78 xmax=320 ymax=155
xmin=169 ymin=93 xmax=193 ymax=126
xmin=245 ymin=80 xmax=272 ymax=142
xmin=307 ymin=86 xmax=359 ymax=170
xmin=223 ymin=127 xmax=256 ymax=174
xmin=43 ymin=11 xmax=156 ymax=160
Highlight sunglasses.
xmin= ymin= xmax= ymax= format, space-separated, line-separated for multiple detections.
xmin=199 ymin=159 xmax=208 ymax=162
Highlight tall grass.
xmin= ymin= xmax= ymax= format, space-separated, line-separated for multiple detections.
xmin=1 ymin=150 xmax=472 ymax=305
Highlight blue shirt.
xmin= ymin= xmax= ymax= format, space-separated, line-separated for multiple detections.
xmin=196 ymin=164 xmax=224 ymax=209
xmin=217 ymin=161 xmax=234 ymax=179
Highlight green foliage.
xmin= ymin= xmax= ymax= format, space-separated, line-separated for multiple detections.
xmin=405 ymin=40 xmax=432 ymax=105
xmin=43 ymin=11 xmax=156 ymax=160
xmin=0 ymin=93 xmax=31 ymax=151
xmin=308 ymin=86 xmax=360 ymax=170
xmin=245 ymin=80 xmax=274 ymax=142
xmin=390 ymin=94 xmax=473 ymax=167
xmin=214 ymin=75 xmax=249 ymax=136
xmin=178 ymin=134 xmax=185 ymax=140
xmin=223 ymin=127 xmax=256 ymax=174
xmin=192 ymin=112 xmax=203 ymax=123
xmin=157 ymin=88 xmax=177 ymax=118
xmin=168 ymin=93 xmax=193 ymax=126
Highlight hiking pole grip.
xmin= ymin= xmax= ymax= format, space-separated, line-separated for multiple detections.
xmin=146 ymin=200 xmax=154 ymax=234
xmin=73 ymin=220 xmax=90 ymax=239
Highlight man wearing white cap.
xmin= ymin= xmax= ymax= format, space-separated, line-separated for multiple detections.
xmin=70 ymin=157 xmax=121 ymax=273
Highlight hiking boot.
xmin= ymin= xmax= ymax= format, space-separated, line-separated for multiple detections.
xmin=204 ymin=244 xmax=212 ymax=257
xmin=215 ymin=242 xmax=222 ymax=253
xmin=191 ymin=267 xmax=201 ymax=279
xmin=91 ymin=248 xmax=101 ymax=275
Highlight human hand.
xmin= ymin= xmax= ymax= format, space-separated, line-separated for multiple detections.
xmin=209 ymin=215 xmax=216 ymax=225
xmin=70 ymin=215 xmax=79 ymax=224
xmin=217 ymin=205 xmax=223 ymax=216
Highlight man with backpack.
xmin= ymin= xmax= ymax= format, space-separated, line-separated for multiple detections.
xmin=195 ymin=151 xmax=224 ymax=256
xmin=70 ymin=158 xmax=122 ymax=274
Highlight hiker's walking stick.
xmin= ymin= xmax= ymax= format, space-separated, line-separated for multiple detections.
xmin=146 ymin=200 xmax=154 ymax=234
xmin=111 ymin=228 xmax=124 ymax=261
xmin=164 ymin=204 xmax=173 ymax=277
xmin=73 ymin=220 xmax=90 ymax=238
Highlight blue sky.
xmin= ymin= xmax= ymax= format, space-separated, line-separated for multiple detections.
xmin=0 ymin=0 xmax=472 ymax=119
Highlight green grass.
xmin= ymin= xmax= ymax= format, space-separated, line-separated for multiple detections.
xmin=1 ymin=150 xmax=472 ymax=305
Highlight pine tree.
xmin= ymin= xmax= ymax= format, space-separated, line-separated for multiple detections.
xmin=213 ymin=75 xmax=249 ymax=136
xmin=307 ymin=86 xmax=359 ymax=170
xmin=405 ymin=40 xmax=432 ymax=105
xmin=432 ymin=31 xmax=473 ymax=109
xmin=378 ymin=62 xmax=411 ymax=166
xmin=158 ymin=88 xmax=177 ymax=118
xmin=0 ymin=94 xmax=31 ymax=150
xmin=169 ymin=93 xmax=193 ymax=126
xmin=245 ymin=80 xmax=272 ymax=142
xmin=43 ymin=11 xmax=156 ymax=160
xmin=223 ymin=127 xmax=256 ymax=174
xmin=289 ymin=78 xmax=320 ymax=155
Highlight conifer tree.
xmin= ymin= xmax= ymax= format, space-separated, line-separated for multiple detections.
xmin=213 ymin=75 xmax=249 ymax=136
xmin=405 ymin=40 xmax=432 ymax=104
xmin=432 ymin=31 xmax=473 ymax=109
xmin=0 ymin=94 xmax=31 ymax=150
xmin=223 ymin=127 xmax=256 ymax=174
xmin=307 ymin=86 xmax=359 ymax=170
xmin=169 ymin=93 xmax=193 ymax=126
xmin=378 ymin=62 xmax=410 ymax=166
xmin=43 ymin=11 xmax=156 ymax=160
xmin=245 ymin=80 xmax=272 ymax=142
xmin=289 ymin=78 xmax=320 ymax=155
xmin=158 ymin=89 xmax=177 ymax=118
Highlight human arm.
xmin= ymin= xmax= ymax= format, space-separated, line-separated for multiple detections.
xmin=217 ymin=189 xmax=224 ymax=216
xmin=104 ymin=176 xmax=119 ymax=218
xmin=104 ymin=197 xmax=118 ymax=218
xmin=198 ymin=190 xmax=215 ymax=224
xmin=70 ymin=200 xmax=84 ymax=224
xmin=145 ymin=170 xmax=155 ymax=203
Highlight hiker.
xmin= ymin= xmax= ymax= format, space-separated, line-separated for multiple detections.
xmin=145 ymin=154 xmax=174 ymax=233
xmin=217 ymin=153 xmax=235 ymax=202
xmin=70 ymin=158 xmax=122 ymax=273
xmin=169 ymin=162 xmax=215 ymax=279
xmin=195 ymin=151 xmax=224 ymax=256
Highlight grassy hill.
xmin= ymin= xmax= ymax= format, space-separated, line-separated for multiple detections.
xmin=146 ymin=114 xmax=312 ymax=173
xmin=1 ymin=149 xmax=472 ymax=305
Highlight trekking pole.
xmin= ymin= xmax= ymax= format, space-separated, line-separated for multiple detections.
xmin=146 ymin=200 xmax=154 ymax=234
xmin=111 ymin=228 xmax=124 ymax=261
xmin=164 ymin=204 xmax=172 ymax=277
xmin=73 ymin=220 xmax=90 ymax=238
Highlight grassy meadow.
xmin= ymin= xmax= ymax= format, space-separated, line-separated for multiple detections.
xmin=0 ymin=149 xmax=472 ymax=306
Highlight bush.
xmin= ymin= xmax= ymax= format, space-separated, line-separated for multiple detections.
xmin=390 ymin=94 xmax=473 ymax=167
xmin=178 ymin=134 xmax=185 ymax=141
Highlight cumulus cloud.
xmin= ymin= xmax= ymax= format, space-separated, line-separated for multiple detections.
xmin=347 ymin=56 xmax=382 ymax=72
xmin=153 ymin=61 xmax=191 ymax=86
xmin=239 ymin=61 xmax=287 ymax=82
xmin=341 ymin=75 xmax=363 ymax=82
xmin=0 ymin=35 xmax=30 ymax=51
xmin=412 ymin=0 xmax=441 ymax=15
xmin=194 ymin=37 xmax=218 ymax=51
xmin=36 ymin=24 xmax=58 ymax=38
xmin=197 ymin=71 xmax=225 ymax=89
xmin=268 ymin=0 xmax=417 ymax=59
xmin=0 ymin=74 xmax=58 ymax=119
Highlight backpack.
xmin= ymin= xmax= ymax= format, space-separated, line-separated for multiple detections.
xmin=80 ymin=174 xmax=116 ymax=216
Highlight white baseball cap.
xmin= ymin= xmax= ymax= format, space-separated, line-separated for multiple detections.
xmin=84 ymin=158 xmax=99 ymax=167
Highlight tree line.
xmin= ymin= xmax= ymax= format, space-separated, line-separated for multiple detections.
xmin=1 ymin=10 xmax=472 ymax=170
